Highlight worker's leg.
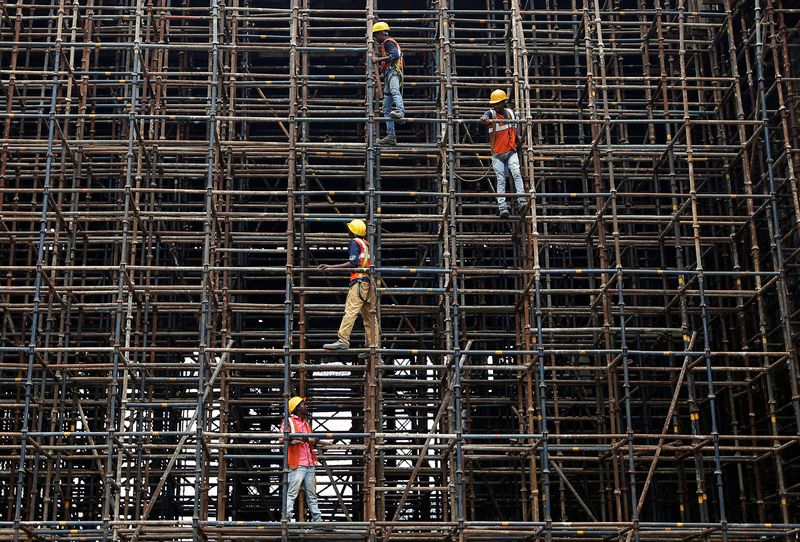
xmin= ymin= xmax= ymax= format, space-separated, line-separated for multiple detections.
xmin=506 ymin=151 xmax=527 ymax=208
xmin=386 ymin=69 xmax=404 ymax=117
xmin=302 ymin=467 xmax=323 ymax=521
xmin=285 ymin=467 xmax=305 ymax=520
xmin=337 ymin=283 xmax=364 ymax=345
xmin=382 ymin=79 xmax=396 ymax=136
xmin=492 ymin=155 xmax=508 ymax=211
xmin=359 ymin=281 xmax=380 ymax=347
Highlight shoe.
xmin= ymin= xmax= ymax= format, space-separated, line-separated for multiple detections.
xmin=358 ymin=351 xmax=370 ymax=360
xmin=323 ymin=339 xmax=349 ymax=351
xmin=499 ymin=208 xmax=510 ymax=218
xmin=377 ymin=134 xmax=397 ymax=145
xmin=390 ymin=110 xmax=406 ymax=124
xmin=518 ymin=202 xmax=529 ymax=216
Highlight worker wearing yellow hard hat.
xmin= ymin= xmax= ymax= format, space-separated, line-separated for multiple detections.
xmin=280 ymin=396 xmax=324 ymax=522
xmin=288 ymin=396 xmax=304 ymax=415
xmin=480 ymin=89 xmax=528 ymax=218
xmin=346 ymin=218 xmax=367 ymax=237
xmin=371 ymin=21 xmax=405 ymax=145
xmin=489 ymin=89 xmax=508 ymax=104
xmin=318 ymin=219 xmax=380 ymax=359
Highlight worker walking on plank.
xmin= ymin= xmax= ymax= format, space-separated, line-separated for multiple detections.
xmin=319 ymin=219 xmax=380 ymax=359
xmin=480 ymin=89 xmax=528 ymax=218
xmin=280 ymin=396 xmax=324 ymax=522
xmin=372 ymin=21 xmax=405 ymax=145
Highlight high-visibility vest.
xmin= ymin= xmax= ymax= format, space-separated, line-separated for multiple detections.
xmin=380 ymin=38 xmax=404 ymax=76
xmin=350 ymin=237 xmax=370 ymax=283
xmin=286 ymin=416 xmax=317 ymax=469
xmin=487 ymin=108 xmax=518 ymax=156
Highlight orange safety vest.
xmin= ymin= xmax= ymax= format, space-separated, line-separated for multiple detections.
xmin=380 ymin=38 xmax=404 ymax=76
xmin=286 ymin=416 xmax=317 ymax=469
xmin=350 ymin=237 xmax=370 ymax=283
xmin=487 ymin=108 xmax=518 ymax=156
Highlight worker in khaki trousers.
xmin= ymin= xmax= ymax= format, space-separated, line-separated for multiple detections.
xmin=318 ymin=219 xmax=380 ymax=359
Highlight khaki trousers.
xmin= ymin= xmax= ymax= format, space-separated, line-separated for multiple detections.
xmin=337 ymin=281 xmax=379 ymax=347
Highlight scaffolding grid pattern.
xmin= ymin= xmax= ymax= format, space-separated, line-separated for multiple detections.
xmin=1 ymin=0 xmax=799 ymax=540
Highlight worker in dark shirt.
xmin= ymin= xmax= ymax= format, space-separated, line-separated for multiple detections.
xmin=319 ymin=219 xmax=380 ymax=359
xmin=372 ymin=21 xmax=404 ymax=145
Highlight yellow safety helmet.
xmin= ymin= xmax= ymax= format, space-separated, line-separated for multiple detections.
xmin=489 ymin=89 xmax=509 ymax=104
xmin=347 ymin=218 xmax=367 ymax=237
xmin=288 ymin=396 xmax=304 ymax=414
xmin=372 ymin=21 xmax=390 ymax=33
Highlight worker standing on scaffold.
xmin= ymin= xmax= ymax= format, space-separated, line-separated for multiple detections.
xmin=319 ymin=219 xmax=380 ymax=359
xmin=372 ymin=21 xmax=405 ymax=146
xmin=480 ymin=89 xmax=528 ymax=218
xmin=280 ymin=396 xmax=324 ymax=522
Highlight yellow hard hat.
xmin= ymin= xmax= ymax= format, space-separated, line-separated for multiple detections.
xmin=372 ymin=21 xmax=390 ymax=33
xmin=347 ymin=218 xmax=367 ymax=237
xmin=288 ymin=396 xmax=304 ymax=414
xmin=489 ymin=89 xmax=509 ymax=104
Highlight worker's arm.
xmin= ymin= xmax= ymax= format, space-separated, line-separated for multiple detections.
xmin=278 ymin=420 xmax=306 ymax=445
xmin=372 ymin=47 xmax=390 ymax=63
xmin=479 ymin=110 xmax=492 ymax=125
xmin=318 ymin=240 xmax=362 ymax=271
xmin=318 ymin=261 xmax=356 ymax=271
xmin=374 ymin=39 xmax=400 ymax=64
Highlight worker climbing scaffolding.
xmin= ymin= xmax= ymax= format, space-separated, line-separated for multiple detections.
xmin=480 ymin=89 xmax=528 ymax=218
xmin=371 ymin=21 xmax=405 ymax=145
xmin=318 ymin=219 xmax=380 ymax=359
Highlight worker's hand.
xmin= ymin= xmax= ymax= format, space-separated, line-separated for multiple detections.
xmin=318 ymin=264 xmax=329 ymax=271
xmin=480 ymin=116 xmax=488 ymax=125
xmin=372 ymin=55 xmax=379 ymax=63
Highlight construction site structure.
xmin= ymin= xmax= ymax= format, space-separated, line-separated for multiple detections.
xmin=1 ymin=0 xmax=800 ymax=541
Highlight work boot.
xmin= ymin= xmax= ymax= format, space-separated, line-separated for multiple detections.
xmin=323 ymin=339 xmax=349 ymax=351
xmin=390 ymin=110 xmax=406 ymax=124
xmin=518 ymin=202 xmax=529 ymax=216
xmin=499 ymin=208 xmax=510 ymax=218
xmin=377 ymin=134 xmax=397 ymax=145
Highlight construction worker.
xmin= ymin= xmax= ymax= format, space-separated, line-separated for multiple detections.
xmin=280 ymin=396 xmax=323 ymax=522
xmin=372 ymin=21 xmax=404 ymax=145
xmin=318 ymin=219 xmax=380 ymax=359
xmin=479 ymin=89 xmax=528 ymax=218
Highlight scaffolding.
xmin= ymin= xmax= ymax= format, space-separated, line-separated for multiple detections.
xmin=1 ymin=0 xmax=799 ymax=540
